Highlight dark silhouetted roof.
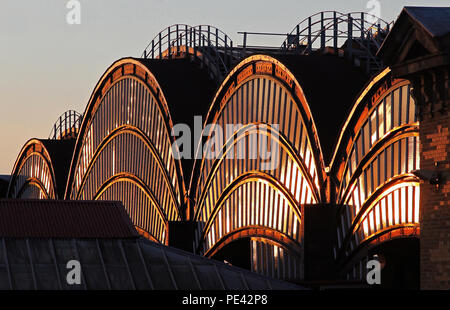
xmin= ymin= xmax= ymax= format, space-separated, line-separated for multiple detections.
xmin=404 ymin=6 xmax=450 ymax=38
xmin=378 ymin=6 xmax=450 ymax=67
xmin=0 ymin=176 xmax=9 ymax=198
xmin=0 ymin=237 xmax=305 ymax=290
xmin=0 ymin=200 xmax=304 ymax=290
xmin=272 ymin=54 xmax=369 ymax=164
xmin=136 ymin=58 xmax=218 ymax=184
xmin=0 ymin=199 xmax=138 ymax=238
xmin=39 ymin=138 xmax=75 ymax=198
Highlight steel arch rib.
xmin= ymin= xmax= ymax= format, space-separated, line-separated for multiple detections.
xmin=336 ymin=174 xmax=420 ymax=261
xmin=16 ymin=178 xmax=50 ymax=199
xmin=329 ymin=68 xmax=391 ymax=171
xmin=194 ymin=122 xmax=319 ymax=221
xmin=73 ymin=125 xmax=179 ymax=214
xmin=198 ymin=171 xmax=302 ymax=253
xmin=7 ymin=139 xmax=57 ymax=199
xmin=338 ymin=224 xmax=419 ymax=270
xmin=64 ymin=58 xmax=185 ymax=204
xmin=338 ymin=124 xmax=419 ymax=204
xmin=189 ymin=54 xmax=326 ymax=206
xmin=92 ymin=172 xmax=169 ymax=228
xmin=204 ymin=226 xmax=302 ymax=259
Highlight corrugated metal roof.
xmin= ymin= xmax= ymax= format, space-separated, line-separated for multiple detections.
xmin=0 ymin=237 xmax=304 ymax=290
xmin=0 ymin=199 xmax=138 ymax=238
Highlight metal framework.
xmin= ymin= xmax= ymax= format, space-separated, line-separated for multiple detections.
xmin=65 ymin=59 xmax=186 ymax=244
xmin=7 ymin=13 xmax=425 ymax=284
xmin=281 ymin=11 xmax=391 ymax=75
xmin=142 ymin=24 xmax=236 ymax=82
xmin=330 ymin=69 xmax=420 ymax=279
xmin=189 ymin=55 xmax=328 ymax=281
xmin=7 ymin=139 xmax=57 ymax=199
xmin=49 ymin=110 xmax=82 ymax=140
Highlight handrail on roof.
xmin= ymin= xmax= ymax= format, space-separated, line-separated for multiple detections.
xmin=280 ymin=11 xmax=391 ymax=75
xmin=141 ymin=24 xmax=237 ymax=83
xmin=49 ymin=110 xmax=83 ymax=140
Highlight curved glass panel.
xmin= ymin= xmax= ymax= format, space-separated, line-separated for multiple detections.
xmin=9 ymin=153 xmax=55 ymax=199
xmin=71 ymin=77 xmax=181 ymax=206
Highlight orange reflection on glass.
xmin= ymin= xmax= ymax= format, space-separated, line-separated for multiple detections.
xmin=401 ymin=186 xmax=407 ymax=223
xmin=414 ymin=186 xmax=420 ymax=223
xmin=394 ymin=190 xmax=400 ymax=225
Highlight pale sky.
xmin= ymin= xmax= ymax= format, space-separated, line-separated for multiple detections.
xmin=0 ymin=0 xmax=448 ymax=174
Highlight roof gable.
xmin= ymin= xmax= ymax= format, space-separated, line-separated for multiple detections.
xmin=378 ymin=6 xmax=450 ymax=67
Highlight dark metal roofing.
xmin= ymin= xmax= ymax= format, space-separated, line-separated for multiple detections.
xmin=271 ymin=54 xmax=369 ymax=165
xmin=0 ymin=237 xmax=304 ymax=290
xmin=404 ymin=6 xmax=450 ymax=38
xmin=0 ymin=199 xmax=304 ymax=289
xmin=135 ymin=58 xmax=218 ymax=185
xmin=0 ymin=177 xmax=9 ymax=198
xmin=0 ymin=199 xmax=138 ymax=238
xmin=38 ymin=139 xmax=75 ymax=199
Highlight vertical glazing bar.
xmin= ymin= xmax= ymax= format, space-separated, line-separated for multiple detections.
xmin=136 ymin=241 xmax=154 ymax=289
xmin=26 ymin=239 xmax=38 ymax=290
xmin=49 ymin=239 xmax=63 ymax=289
xmin=2 ymin=239 xmax=13 ymax=290
xmin=118 ymin=240 xmax=136 ymax=290
xmin=95 ymin=239 xmax=112 ymax=290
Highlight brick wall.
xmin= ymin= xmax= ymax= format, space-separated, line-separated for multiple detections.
xmin=419 ymin=108 xmax=450 ymax=289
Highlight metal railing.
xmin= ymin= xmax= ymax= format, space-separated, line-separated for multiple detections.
xmin=281 ymin=11 xmax=392 ymax=75
xmin=141 ymin=24 xmax=237 ymax=82
xmin=140 ymin=13 xmax=392 ymax=79
xmin=49 ymin=110 xmax=82 ymax=140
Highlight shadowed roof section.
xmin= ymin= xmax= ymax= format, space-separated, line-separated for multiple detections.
xmin=0 ymin=199 xmax=138 ymax=238
xmin=271 ymin=54 xmax=369 ymax=165
xmin=39 ymin=138 xmax=75 ymax=198
xmin=135 ymin=58 xmax=218 ymax=183
xmin=0 ymin=199 xmax=304 ymax=290
xmin=403 ymin=6 xmax=450 ymax=38
xmin=0 ymin=237 xmax=305 ymax=290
